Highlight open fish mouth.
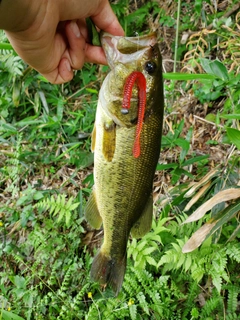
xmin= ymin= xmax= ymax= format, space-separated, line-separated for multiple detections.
xmin=101 ymin=32 xmax=158 ymax=69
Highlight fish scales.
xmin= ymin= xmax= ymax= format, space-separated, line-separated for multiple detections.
xmin=85 ymin=32 xmax=164 ymax=295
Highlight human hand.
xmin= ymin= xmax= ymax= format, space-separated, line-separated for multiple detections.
xmin=0 ymin=0 xmax=124 ymax=84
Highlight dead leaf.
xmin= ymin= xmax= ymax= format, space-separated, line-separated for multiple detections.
xmin=184 ymin=168 xmax=219 ymax=198
xmin=184 ymin=181 xmax=211 ymax=211
xmin=182 ymin=222 xmax=216 ymax=253
xmin=183 ymin=188 xmax=240 ymax=224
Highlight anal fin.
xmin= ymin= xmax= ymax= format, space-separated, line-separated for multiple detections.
xmin=84 ymin=190 xmax=102 ymax=229
xmin=131 ymin=195 xmax=153 ymax=238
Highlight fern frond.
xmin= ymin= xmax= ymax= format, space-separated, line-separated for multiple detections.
xmin=72 ymin=283 xmax=90 ymax=312
xmin=1 ymin=54 xmax=24 ymax=77
xmin=200 ymin=289 xmax=223 ymax=318
xmin=181 ymin=281 xmax=199 ymax=318
xmin=210 ymin=269 xmax=223 ymax=293
xmin=58 ymin=267 xmax=72 ymax=297
xmin=226 ymin=242 xmax=240 ymax=263
xmin=136 ymin=292 xmax=149 ymax=315
xmin=123 ymin=272 xmax=139 ymax=296
xmin=129 ymin=304 xmax=137 ymax=320
xmin=226 ymin=284 xmax=239 ymax=314
xmin=34 ymin=194 xmax=79 ymax=227
xmin=190 ymin=264 xmax=205 ymax=283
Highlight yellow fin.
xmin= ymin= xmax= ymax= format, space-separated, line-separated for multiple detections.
xmin=91 ymin=123 xmax=96 ymax=152
xmin=102 ymin=121 xmax=116 ymax=162
xmin=131 ymin=195 xmax=153 ymax=238
xmin=84 ymin=190 xmax=102 ymax=229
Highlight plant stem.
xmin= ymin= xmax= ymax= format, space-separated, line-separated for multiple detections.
xmin=174 ymin=0 xmax=181 ymax=73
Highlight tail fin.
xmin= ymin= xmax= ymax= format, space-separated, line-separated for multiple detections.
xmin=90 ymin=250 xmax=126 ymax=296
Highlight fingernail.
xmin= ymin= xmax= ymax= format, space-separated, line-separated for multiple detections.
xmin=70 ymin=21 xmax=81 ymax=38
xmin=65 ymin=59 xmax=71 ymax=72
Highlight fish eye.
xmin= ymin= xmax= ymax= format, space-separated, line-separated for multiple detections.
xmin=144 ymin=61 xmax=157 ymax=74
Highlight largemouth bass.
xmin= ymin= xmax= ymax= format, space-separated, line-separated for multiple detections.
xmin=85 ymin=32 xmax=164 ymax=295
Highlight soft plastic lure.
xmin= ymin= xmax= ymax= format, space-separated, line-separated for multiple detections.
xmin=121 ymin=71 xmax=147 ymax=158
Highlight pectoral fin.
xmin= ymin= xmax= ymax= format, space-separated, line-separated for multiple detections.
xmin=102 ymin=120 xmax=116 ymax=162
xmin=85 ymin=190 xmax=102 ymax=229
xmin=131 ymin=195 xmax=153 ymax=238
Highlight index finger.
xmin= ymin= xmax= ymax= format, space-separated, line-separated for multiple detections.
xmin=58 ymin=0 xmax=124 ymax=36
xmin=91 ymin=1 xmax=124 ymax=36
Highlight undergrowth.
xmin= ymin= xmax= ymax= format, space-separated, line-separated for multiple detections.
xmin=0 ymin=0 xmax=240 ymax=319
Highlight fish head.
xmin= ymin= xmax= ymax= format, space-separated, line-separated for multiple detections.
xmin=100 ymin=32 xmax=163 ymax=126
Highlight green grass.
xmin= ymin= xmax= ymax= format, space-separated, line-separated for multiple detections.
xmin=0 ymin=0 xmax=240 ymax=319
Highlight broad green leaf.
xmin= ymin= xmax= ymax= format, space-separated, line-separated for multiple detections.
xmin=1 ymin=310 xmax=25 ymax=320
xmin=210 ymin=60 xmax=229 ymax=81
xmin=205 ymin=113 xmax=216 ymax=122
xmin=200 ymin=58 xmax=214 ymax=74
xmin=200 ymin=58 xmax=229 ymax=80
xmin=33 ymin=191 xmax=44 ymax=201
xmin=226 ymin=127 xmax=240 ymax=149
xmin=175 ymin=138 xmax=190 ymax=151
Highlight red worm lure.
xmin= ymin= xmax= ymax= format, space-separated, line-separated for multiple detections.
xmin=121 ymin=71 xmax=147 ymax=158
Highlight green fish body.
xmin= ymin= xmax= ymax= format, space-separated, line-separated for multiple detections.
xmin=85 ymin=32 xmax=164 ymax=295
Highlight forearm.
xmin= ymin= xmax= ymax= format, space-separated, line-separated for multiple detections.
xmin=0 ymin=0 xmax=41 ymax=31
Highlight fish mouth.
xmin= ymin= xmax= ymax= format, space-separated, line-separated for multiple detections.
xmin=101 ymin=33 xmax=157 ymax=69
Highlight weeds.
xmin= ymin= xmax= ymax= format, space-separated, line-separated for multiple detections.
xmin=0 ymin=0 xmax=240 ymax=319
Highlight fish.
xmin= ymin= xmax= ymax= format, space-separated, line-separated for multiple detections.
xmin=84 ymin=32 xmax=164 ymax=295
